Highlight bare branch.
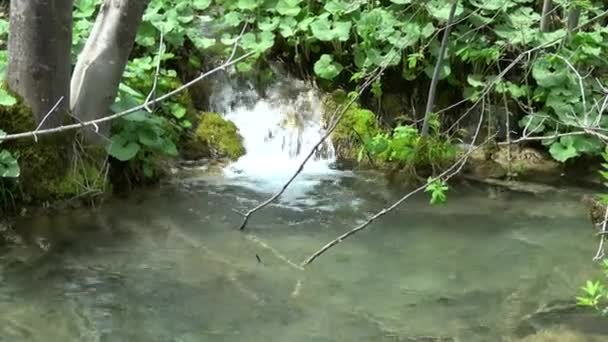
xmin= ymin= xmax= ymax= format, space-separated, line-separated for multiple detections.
xmin=594 ymin=206 xmax=608 ymax=261
xmin=144 ymin=29 xmax=164 ymax=113
xmin=0 ymin=51 xmax=255 ymax=143
xmin=237 ymin=68 xmax=384 ymax=230
xmin=33 ymin=96 xmax=64 ymax=143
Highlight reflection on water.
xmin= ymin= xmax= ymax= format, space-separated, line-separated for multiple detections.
xmin=0 ymin=173 xmax=606 ymax=341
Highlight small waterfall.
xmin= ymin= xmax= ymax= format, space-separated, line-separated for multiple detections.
xmin=209 ymin=75 xmax=338 ymax=189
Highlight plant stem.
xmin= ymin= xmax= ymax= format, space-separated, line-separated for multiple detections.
xmin=421 ymin=0 xmax=458 ymax=137
xmin=540 ymin=0 xmax=553 ymax=32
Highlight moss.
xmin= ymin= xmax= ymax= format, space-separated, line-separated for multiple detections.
xmin=0 ymin=85 xmax=107 ymax=207
xmin=322 ymin=89 xmax=380 ymax=163
xmin=194 ymin=112 xmax=245 ymax=161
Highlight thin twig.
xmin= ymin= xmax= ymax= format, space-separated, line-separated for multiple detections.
xmin=144 ymin=29 xmax=164 ymax=113
xmin=302 ymin=103 xmax=488 ymax=266
xmin=33 ymin=96 xmax=64 ymax=142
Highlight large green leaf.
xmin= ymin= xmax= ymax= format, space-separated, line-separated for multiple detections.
xmin=192 ymin=0 xmax=211 ymax=10
xmin=276 ymin=0 xmax=302 ymax=16
xmin=236 ymin=0 xmax=257 ymax=11
xmin=0 ymin=150 xmax=19 ymax=178
xmin=107 ymin=135 xmax=141 ymax=161
xmin=314 ymin=54 xmax=343 ymax=80
xmin=549 ymin=140 xmax=579 ymax=162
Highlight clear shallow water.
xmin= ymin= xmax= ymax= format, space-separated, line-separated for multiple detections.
xmin=0 ymin=172 xmax=606 ymax=342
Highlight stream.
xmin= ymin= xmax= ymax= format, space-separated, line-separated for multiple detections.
xmin=1 ymin=76 xmax=607 ymax=341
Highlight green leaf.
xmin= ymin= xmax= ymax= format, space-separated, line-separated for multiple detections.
xmin=276 ymin=0 xmax=302 ymax=16
xmin=426 ymin=0 xmax=464 ymax=22
xmin=192 ymin=0 xmax=212 ymax=10
xmin=549 ymin=140 xmax=578 ymax=162
xmin=314 ymin=54 xmax=343 ymax=80
xmin=0 ymin=88 xmax=17 ymax=107
xmin=390 ymin=0 xmax=412 ymax=4
xmin=0 ymin=150 xmax=19 ymax=178
xmin=172 ymin=104 xmax=187 ymax=119
xmin=236 ymin=0 xmax=257 ymax=11
xmin=137 ymin=127 xmax=161 ymax=147
xmin=107 ymin=135 xmax=141 ymax=161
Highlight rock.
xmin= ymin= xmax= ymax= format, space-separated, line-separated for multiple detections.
xmin=493 ymin=144 xmax=561 ymax=177
xmin=191 ymin=112 xmax=246 ymax=161
xmin=581 ymin=194 xmax=607 ymax=231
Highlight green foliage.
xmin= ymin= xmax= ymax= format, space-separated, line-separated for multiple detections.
xmin=0 ymin=149 xmax=19 ymax=178
xmin=425 ymin=178 xmax=448 ymax=205
xmin=195 ymin=112 xmax=245 ymax=160
xmin=577 ymin=260 xmax=608 ymax=315
xmin=363 ymin=124 xmax=456 ymax=170
xmin=107 ymin=109 xmax=178 ymax=177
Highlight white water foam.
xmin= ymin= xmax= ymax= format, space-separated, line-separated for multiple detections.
xmin=209 ymin=76 xmax=339 ymax=195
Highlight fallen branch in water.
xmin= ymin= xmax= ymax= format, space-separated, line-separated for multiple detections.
xmin=236 ymin=67 xmax=385 ymax=230
xmin=302 ymin=102 xmax=488 ymax=266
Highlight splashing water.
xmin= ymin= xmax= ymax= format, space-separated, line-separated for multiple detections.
xmin=209 ymin=76 xmax=339 ymax=192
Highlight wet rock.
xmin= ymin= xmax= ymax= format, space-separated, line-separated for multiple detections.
xmin=464 ymin=144 xmax=561 ymax=180
xmin=493 ymin=144 xmax=561 ymax=177
xmin=513 ymin=300 xmax=608 ymax=339
xmin=581 ymin=194 xmax=607 ymax=231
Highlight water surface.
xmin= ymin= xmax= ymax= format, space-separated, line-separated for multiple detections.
xmin=0 ymin=172 xmax=604 ymax=341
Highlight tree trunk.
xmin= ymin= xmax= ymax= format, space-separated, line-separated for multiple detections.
xmin=7 ymin=0 xmax=73 ymax=128
xmin=70 ymin=0 xmax=150 ymax=144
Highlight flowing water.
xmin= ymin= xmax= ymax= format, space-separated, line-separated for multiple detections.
xmin=0 ymin=78 xmax=606 ymax=341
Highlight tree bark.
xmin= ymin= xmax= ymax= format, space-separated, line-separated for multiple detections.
xmin=7 ymin=0 xmax=73 ymax=128
xmin=70 ymin=0 xmax=150 ymax=144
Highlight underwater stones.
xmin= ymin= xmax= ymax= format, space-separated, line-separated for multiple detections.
xmin=193 ymin=112 xmax=245 ymax=161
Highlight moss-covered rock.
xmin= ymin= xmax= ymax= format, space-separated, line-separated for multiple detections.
xmin=194 ymin=112 xmax=245 ymax=161
xmin=0 ymin=86 xmax=107 ymax=208
xmin=322 ymin=89 xmax=379 ymax=163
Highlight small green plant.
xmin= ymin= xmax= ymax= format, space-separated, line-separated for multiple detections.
xmin=577 ymin=260 xmax=608 ymax=314
xmin=0 ymin=129 xmax=19 ymax=178
xmin=362 ymin=123 xmax=456 ymax=170
xmin=425 ymin=177 xmax=448 ymax=205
